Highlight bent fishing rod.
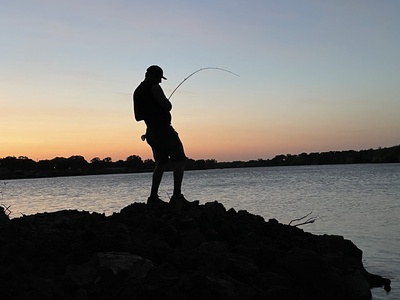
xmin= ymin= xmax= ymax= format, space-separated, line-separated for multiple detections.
xmin=168 ymin=67 xmax=239 ymax=100
xmin=138 ymin=67 xmax=238 ymax=141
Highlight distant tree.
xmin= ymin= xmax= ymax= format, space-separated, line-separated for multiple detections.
xmin=308 ymin=152 xmax=320 ymax=164
xmin=19 ymin=156 xmax=36 ymax=170
xmin=296 ymin=153 xmax=309 ymax=165
xmin=51 ymin=157 xmax=69 ymax=171
xmin=37 ymin=159 xmax=54 ymax=171
xmin=191 ymin=159 xmax=218 ymax=170
xmin=0 ymin=156 xmax=36 ymax=171
xmin=90 ymin=157 xmax=103 ymax=170
xmin=126 ymin=155 xmax=144 ymax=170
xmin=91 ymin=157 xmax=101 ymax=164
xmin=114 ymin=160 xmax=125 ymax=168
xmin=143 ymin=159 xmax=155 ymax=170
xmin=195 ymin=159 xmax=207 ymax=169
xmin=285 ymin=154 xmax=298 ymax=165
xmin=67 ymin=155 xmax=89 ymax=170
xmin=97 ymin=157 xmax=113 ymax=169
xmin=271 ymin=154 xmax=286 ymax=165
xmin=0 ymin=156 xmax=17 ymax=171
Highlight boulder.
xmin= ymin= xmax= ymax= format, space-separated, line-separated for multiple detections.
xmin=0 ymin=201 xmax=391 ymax=299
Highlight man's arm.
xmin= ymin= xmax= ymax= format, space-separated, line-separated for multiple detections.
xmin=152 ymin=84 xmax=172 ymax=111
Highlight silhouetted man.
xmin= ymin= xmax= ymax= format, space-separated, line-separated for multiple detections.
xmin=133 ymin=65 xmax=192 ymax=206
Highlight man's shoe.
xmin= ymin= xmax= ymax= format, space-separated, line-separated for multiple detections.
xmin=147 ymin=195 xmax=167 ymax=206
xmin=170 ymin=193 xmax=199 ymax=207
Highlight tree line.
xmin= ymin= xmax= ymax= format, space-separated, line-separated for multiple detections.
xmin=0 ymin=145 xmax=399 ymax=180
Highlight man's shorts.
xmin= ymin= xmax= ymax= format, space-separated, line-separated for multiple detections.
xmin=145 ymin=125 xmax=186 ymax=165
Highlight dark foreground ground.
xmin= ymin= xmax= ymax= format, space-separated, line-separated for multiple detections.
xmin=0 ymin=201 xmax=391 ymax=300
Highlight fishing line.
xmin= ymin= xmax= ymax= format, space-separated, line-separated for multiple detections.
xmin=168 ymin=67 xmax=239 ymax=100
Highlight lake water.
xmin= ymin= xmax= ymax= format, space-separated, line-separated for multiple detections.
xmin=1 ymin=163 xmax=399 ymax=299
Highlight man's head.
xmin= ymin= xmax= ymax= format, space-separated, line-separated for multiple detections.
xmin=145 ymin=65 xmax=166 ymax=83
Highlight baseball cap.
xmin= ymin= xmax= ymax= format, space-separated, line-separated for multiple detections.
xmin=146 ymin=65 xmax=167 ymax=80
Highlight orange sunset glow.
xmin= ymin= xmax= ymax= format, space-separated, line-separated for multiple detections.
xmin=1 ymin=1 xmax=399 ymax=163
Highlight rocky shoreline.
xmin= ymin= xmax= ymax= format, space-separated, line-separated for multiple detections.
xmin=0 ymin=201 xmax=391 ymax=299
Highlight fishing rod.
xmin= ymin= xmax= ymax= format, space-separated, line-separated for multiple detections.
xmin=168 ymin=67 xmax=239 ymax=100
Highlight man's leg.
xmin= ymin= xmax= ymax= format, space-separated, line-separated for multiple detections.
xmin=172 ymin=160 xmax=185 ymax=197
xmin=150 ymin=163 xmax=166 ymax=198
xmin=171 ymin=159 xmax=198 ymax=205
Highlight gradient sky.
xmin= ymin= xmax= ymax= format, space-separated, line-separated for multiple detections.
xmin=1 ymin=0 xmax=399 ymax=162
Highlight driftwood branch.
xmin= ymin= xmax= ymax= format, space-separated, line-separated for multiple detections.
xmin=289 ymin=211 xmax=322 ymax=226
xmin=1 ymin=203 xmax=12 ymax=217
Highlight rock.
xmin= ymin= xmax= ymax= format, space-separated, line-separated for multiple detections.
xmin=344 ymin=270 xmax=372 ymax=300
xmin=0 ymin=200 xmax=391 ymax=299
xmin=97 ymin=252 xmax=155 ymax=278
xmin=66 ymin=252 xmax=155 ymax=285
xmin=199 ymin=241 xmax=228 ymax=254
xmin=180 ymin=228 xmax=206 ymax=249
xmin=280 ymin=247 xmax=346 ymax=300
xmin=66 ymin=259 xmax=98 ymax=286
xmin=0 ymin=206 xmax=10 ymax=227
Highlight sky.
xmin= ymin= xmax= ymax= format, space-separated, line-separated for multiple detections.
xmin=1 ymin=0 xmax=399 ymax=162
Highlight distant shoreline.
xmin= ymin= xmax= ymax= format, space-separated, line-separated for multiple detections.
xmin=1 ymin=145 xmax=399 ymax=180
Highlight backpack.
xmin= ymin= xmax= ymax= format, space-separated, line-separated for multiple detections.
xmin=133 ymin=82 xmax=150 ymax=122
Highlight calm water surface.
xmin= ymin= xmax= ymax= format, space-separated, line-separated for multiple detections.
xmin=1 ymin=164 xmax=399 ymax=299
